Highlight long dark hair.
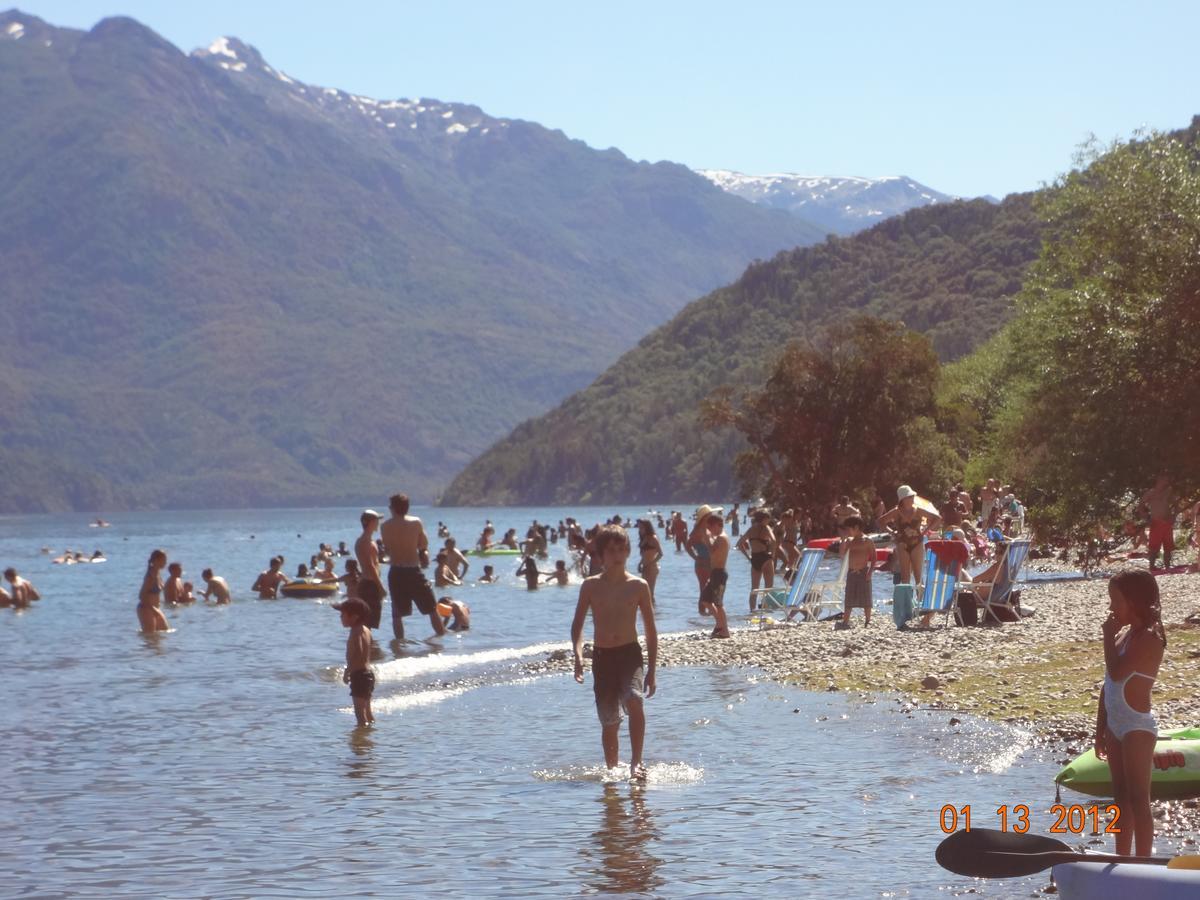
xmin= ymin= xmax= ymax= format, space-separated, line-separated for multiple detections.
xmin=1112 ymin=569 xmax=1167 ymax=648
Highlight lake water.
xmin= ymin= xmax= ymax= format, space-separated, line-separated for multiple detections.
xmin=1 ymin=506 xmax=1073 ymax=897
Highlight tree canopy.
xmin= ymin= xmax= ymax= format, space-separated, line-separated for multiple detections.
xmin=702 ymin=316 xmax=956 ymax=522
xmin=974 ymin=131 xmax=1200 ymax=533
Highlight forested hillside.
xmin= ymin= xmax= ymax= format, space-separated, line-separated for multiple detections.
xmin=0 ymin=10 xmax=822 ymax=512
xmin=441 ymin=195 xmax=1041 ymax=506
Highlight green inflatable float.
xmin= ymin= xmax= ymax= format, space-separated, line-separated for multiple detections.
xmin=1056 ymin=727 xmax=1200 ymax=800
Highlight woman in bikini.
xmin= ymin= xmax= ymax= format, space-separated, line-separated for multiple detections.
xmin=635 ymin=520 xmax=664 ymax=604
xmin=737 ymin=509 xmax=777 ymax=611
xmin=138 ymin=549 xmax=170 ymax=632
xmin=878 ymin=485 xmax=941 ymax=587
xmin=1095 ymin=570 xmax=1166 ymax=857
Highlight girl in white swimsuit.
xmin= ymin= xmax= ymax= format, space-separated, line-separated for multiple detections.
xmin=1094 ymin=569 xmax=1166 ymax=858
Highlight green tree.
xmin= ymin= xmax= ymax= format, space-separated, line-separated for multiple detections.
xmin=989 ymin=131 xmax=1200 ymax=533
xmin=701 ymin=316 xmax=955 ymax=521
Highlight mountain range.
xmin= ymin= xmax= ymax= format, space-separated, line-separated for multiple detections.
xmin=697 ymin=170 xmax=963 ymax=235
xmin=441 ymin=194 xmax=1043 ymax=506
xmin=0 ymin=9 xmax=828 ymax=512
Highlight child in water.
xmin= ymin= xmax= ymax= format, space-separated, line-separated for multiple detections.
xmin=334 ymin=597 xmax=374 ymax=726
xmin=570 ymin=525 xmax=658 ymax=781
xmin=1094 ymin=569 xmax=1166 ymax=856
xmin=544 ymin=560 xmax=570 ymax=586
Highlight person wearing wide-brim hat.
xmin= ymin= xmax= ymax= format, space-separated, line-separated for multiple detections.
xmin=689 ymin=505 xmax=732 ymax=638
xmin=686 ymin=504 xmax=722 ymax=609
xmin=877 ymin=484 xmax=942 ymax=589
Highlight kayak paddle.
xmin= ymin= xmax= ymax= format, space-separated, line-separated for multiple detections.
xmin=935 ymin=828 xmax=1200 ymax=878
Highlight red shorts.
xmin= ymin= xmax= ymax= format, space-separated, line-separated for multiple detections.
xmin=1148 ymin=519 xmax=1175 ymax=556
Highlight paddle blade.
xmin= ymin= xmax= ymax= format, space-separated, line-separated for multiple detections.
xmin=936 ymin=828 xmax=1072 ymax=878
xmin=1168 ymin=855 xmax=1200 ymax=869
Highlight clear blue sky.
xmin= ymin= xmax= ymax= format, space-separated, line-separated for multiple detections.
xmin=17 ymin=0 xmax=1199 ymax=197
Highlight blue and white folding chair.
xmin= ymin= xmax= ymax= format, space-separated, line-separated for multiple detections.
xmin=750 ymin=547 xmax=824 ymax=625
xmin=914 ymin=540 xmax=969 ymax=627
xmin=976 ymin=539 xmax=1031 ymax=624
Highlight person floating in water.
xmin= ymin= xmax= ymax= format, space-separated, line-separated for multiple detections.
xmin=478 ymin=565 xmax=497 ymax=584
xmin=333 ymin=596 xmax=374 ymax=726
xmin=570 ymin=524 xmax=658 ymax=782
xmin=137 ymin=551 xmax=170 ymax=631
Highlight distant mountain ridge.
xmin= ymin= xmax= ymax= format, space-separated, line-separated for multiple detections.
xmin=0 ymin=9 xmax=824 ymax=512
xmin=697 ymin=169 xmax=961 ymax=235
xmin=441 ymin=194 xmax=1043 ymax=507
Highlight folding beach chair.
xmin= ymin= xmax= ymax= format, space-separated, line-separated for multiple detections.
xmin=750 ymin=547 xmax=823 ymax=624
xmin=914 ymin=539 xmax=969 ymax=627
xmin=974 ymin=539 xmax=1031 ymax=624
xmin=805 ymin=550 xmax=851 ymax=622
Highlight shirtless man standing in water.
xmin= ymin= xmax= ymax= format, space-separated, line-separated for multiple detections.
xmin=355 ymin=510 xmax=386 ymax=629
xmin=571 ymin=525 xmax=658 ymax=781
xmin=381 ymin=494 xmax=445 ymax=641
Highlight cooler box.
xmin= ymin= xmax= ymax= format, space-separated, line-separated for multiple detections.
xmin=892 ymin=583 xmax=916 ymax=628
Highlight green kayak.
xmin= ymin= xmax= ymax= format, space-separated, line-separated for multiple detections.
xmin=1056 ymin=727 xmax=1200 ymax=800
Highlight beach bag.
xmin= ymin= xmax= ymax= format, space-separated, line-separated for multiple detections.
xmin=956 ymin=591 xmax=979 ymax=626
xmin=892 ymin=583 xmax=915 ymax=629
xmin=987 ymin=589 xmax=1022 ymax=622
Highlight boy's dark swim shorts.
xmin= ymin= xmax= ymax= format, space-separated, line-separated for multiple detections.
xmin=700 ymin=567 xmax=728 ymax=608
xmin=348 ymin=668 xmax=376 ymax=699
xmin=591 ymin=642 xmax=644 ymax=726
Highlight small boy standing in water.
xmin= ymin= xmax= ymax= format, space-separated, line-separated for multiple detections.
xmin=571 ymin=525 xmax=658 ymax=781
xmin=334 ymin=597 xmax=375 ymax=726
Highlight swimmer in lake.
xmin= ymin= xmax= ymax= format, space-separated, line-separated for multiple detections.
xmin=4 ymin=568 xmax=40 ymax=610
xmin=164 ymin=562 xmax=190 ymax=604
xmin=201 ymin=569 xmax=231 ymax=604
xmin=478 ymin=565 xmax=497 ymax=584
xmin=434 ymin=551 xmax=462 ymax=587
xmin=137 ymin=551 xmax=170 ymax=631
xmin=252 ymin=557 xmax=288 ymax=599
xmin=544 ymin=560 xmax=570 ymax=586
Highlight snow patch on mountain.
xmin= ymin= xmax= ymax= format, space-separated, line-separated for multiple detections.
xmin=697 ymin=169 xmax=964 ymax=236
xmin=207 ymin=36 xmax=237 ymax=59
xmin=5 ymin=21 xmax=25 ymax=39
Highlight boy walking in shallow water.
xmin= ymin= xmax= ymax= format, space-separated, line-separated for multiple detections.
xmin=334 ymin=597 xmax=375 ymax=726
xmin=571 ymin=525 xmax=658 ymax=781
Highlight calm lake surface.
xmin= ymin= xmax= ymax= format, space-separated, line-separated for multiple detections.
xmin=1 ymin=506 xmax=1068 ymax=897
